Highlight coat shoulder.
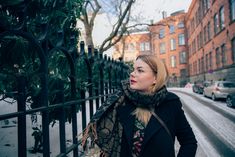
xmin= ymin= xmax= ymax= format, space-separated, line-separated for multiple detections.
xmin=159 ymin=92 xmax=182 ymax=109
xmin=164 ymin=92 xmax=180 ymax=102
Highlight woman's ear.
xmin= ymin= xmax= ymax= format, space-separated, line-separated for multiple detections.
xmin=153 ymin=76 xmax=157 ymax=84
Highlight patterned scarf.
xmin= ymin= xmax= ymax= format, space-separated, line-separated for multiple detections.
xmin=82 ymin=80 xmax=168 ymax=157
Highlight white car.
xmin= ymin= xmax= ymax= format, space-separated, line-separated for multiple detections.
xmin=203 ymin=81 xmax=235 ymax=101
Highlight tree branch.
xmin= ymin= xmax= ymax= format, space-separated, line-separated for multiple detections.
xmin=99 ymin=0 xmax=134 ymax=52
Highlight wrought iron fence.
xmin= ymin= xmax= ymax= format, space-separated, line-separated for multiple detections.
xmin=0 ymin=1 xmax=129 ymax=157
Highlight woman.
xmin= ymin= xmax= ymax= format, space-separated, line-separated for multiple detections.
xmin=82 ymin=54 xmax=197 ymax=157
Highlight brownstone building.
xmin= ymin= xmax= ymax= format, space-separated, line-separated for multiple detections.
xmin=187 ymin=0 xmax=235 ymax=83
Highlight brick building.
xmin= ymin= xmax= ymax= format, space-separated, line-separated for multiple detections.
xmin=113 ymin=11 xmax=189 ymax=87
xmin=187 ymin=0 xmax=235 ymax=83
xmin=112 ymin=30 xmax=152 ymax=62
xmin=149 ymin=11 xmax=188 ymax=87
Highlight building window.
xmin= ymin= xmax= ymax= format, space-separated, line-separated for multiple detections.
xmin=198 ymin=59 xmax=201 ymax=73
xmin=230 ymin=0 xmax=235 ymax=21
xmin=129 ymin=43 xmax=136 ymax=51
xmin=178 ymin=21 xmax=184 ymax=28
xmin=209 ymin=51 xmax=212 ymax=69
xmin=219 ymin=6 xmax=225 ymax=29
xmin=180 ymin=69 xmax=187 ymax=79
xmin=189 ymin=64 xmax=192 ymax=75
xmin=191 ymin=17 xmax=195 ymax=31
xmin=179 ymin=51 xmax=187 ymax=64
xmin=140 ymin=43 xmax=145 ymax=51
xmin=216 ymin=47 xmax=220 ymax=67
xmin=207 ymin=22 xmax=211 ymax=40
xmin=140 ymin=42 xmax=150 ymax=51
xmin=232 ymin=37 xmax=235 ymax=62
xmin=194 ymin=61 xmax=198 ymax=74
xmin=145 ymin=42 xmax=150 ymax=51
xmin=203 ymin=26 xmax=207 ymax=43
xmin=199 ymin=0 xmax=203 ymax=16
xmin=170 ymin=55 xmax=176 ymax=67
xmin=214 ymin=13 xmax=219 ymax=34
xmin=170 ymin=38 xmax=176 ymax=50
xmin=178 ymin=34 xmax=185 ymax=45
xmin=221 ymin=44 xmax=226 ymax=66
xmin=159 ymin=42 xmax=166 ymax=54
xmin=205 ymin=54 xmax=208 ymax=71
xmin=196 ymin=10 xmax=199 ymax=25
xmin=206 ymin=0 xmax=211 ymax=9
xmin=199 ymin=31 xmax=203 ymax=47
xmin=125 ymin=43 xmax=135 ymax=52
xmin=192 ymin=39 xmax=196 ymax=53
xmin=203 ymin=0 xmax=210 ymax=14
xmin=159 ymin=29 xmax=165 ymax=38
xmin=169 ymin=25 xmax=175 ymax=33
xmin=201 ymin=57 xmax=204 ymax=73
xmin=197 ymin=35 xmax=200 ymax=50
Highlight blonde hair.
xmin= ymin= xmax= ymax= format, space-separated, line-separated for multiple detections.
xmin=136 ymin=54 xmax=169 ymax=92
xmin=132 ymin=108 xmax=152 ymax=126
xmin=133 ymin=55 xmax=169 ymax=125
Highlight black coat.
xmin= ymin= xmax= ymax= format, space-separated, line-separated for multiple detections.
xmin=116 ymin=92 xmax=197 ymax=157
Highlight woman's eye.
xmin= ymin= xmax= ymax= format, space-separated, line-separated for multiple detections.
xmin=137 ymin=69 xmax=144 ymax=73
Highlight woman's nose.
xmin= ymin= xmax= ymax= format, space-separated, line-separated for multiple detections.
xmin=130 ymin=71 xmax=135 ymax=77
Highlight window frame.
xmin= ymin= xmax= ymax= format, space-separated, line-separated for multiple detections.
xmin=169 ymin=25 xmax=175 ymax=34
xmin=178 ymin=34 xmax=185 ymax=46
xmin=159 ymin=42 xmax=166 ymax=54
xmin=214 ymin=13 xmax=219 ymax=35
xmin=179 ymin=51 xmax=187 ymax=64
xmin=232 ymin=37 xmax=235 ymax=63
xmin=219 ymin=6 xmax=225 ymax=30
xmin=170 ymin=38 xmax=176 ymax=50
xmin=170 ymin=55 xmax=177 ymax=68
xmin=230 ymin=0 xmax=235 ymax=22
xmin=159 ymin=28 xmax=165 ymax=39
xmin=178 ymin=21 xmax=184 ymax=28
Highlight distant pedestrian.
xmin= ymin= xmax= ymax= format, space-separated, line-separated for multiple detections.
xmin=82 ymin=54 xmax=197 ymax=157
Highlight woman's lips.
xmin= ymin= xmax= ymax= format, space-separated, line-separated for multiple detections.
xmin=130 ymin=80 xmax=136 ymax=84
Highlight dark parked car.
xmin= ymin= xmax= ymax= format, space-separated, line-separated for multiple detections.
xmin=193 ymin=81 xmax=211 ymax=94
xmin=226 ymin=92 xmax=235 ymax=107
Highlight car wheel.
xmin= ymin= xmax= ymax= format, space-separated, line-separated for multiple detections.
xmin=226 ymin=96 xmax=233 ymax=107
xmin=212 ymin=93 xmax=216 ymax=101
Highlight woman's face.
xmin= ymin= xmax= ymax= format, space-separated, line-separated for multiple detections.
xmin=129 ymin=59 xmax=156 ymax=93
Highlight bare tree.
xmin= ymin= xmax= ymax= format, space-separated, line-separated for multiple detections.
xmin=78 ymin=0 xmax=135 ymax=53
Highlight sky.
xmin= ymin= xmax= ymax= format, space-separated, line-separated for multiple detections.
xmin=132 ymin=0 xmax=192 ymax=23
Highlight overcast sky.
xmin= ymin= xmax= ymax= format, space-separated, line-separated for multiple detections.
xmin=133 ymin=0 xmax=192 ymax=23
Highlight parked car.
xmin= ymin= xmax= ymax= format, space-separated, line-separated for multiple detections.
xmin=203 ymin=81 xmax=235 ymax=101
xmin=226 ymin=92 xmax=235 ymax=107
xmin=193 ymin=81 xmax=211 ymax=94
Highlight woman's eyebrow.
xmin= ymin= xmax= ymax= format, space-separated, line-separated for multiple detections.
xmin=136 ymin=66 xmax=144 ymax=69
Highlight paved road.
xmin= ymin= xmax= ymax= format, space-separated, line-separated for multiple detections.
xmin=170 ymin=88 xmax=235 ymax=157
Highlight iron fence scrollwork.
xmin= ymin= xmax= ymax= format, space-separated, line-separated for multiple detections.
xmin=0 ymin=1 xmax=129 ymax=157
